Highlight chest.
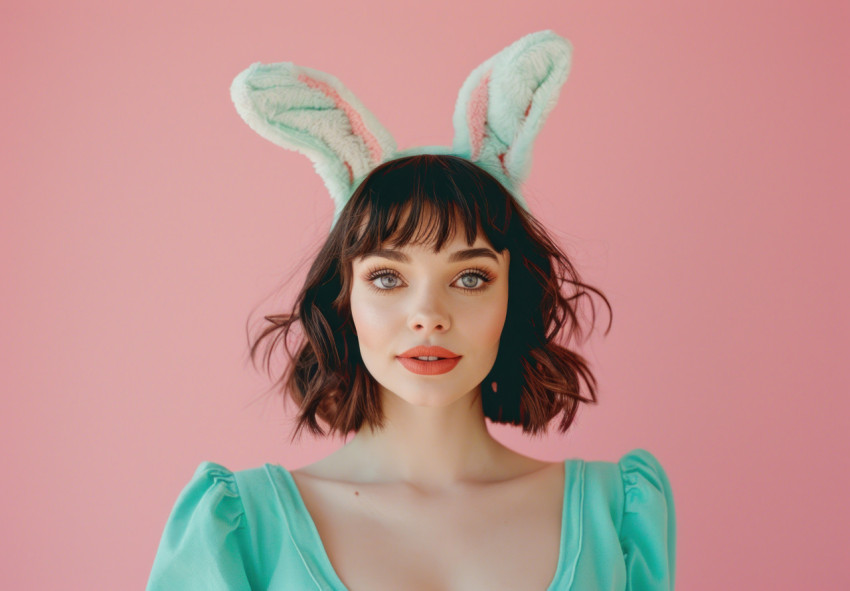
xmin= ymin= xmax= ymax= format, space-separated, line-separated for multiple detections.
xmin=290 ymin=469 xmax=565 ymax=591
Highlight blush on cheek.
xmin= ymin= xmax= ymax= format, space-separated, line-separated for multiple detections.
xmin=482 ymin=299 xmax=508 ymax=341
xmin=350 ymin=289 xmax=396 ymax=352
xmin=470 ymin=306 xmax=508 ymax=370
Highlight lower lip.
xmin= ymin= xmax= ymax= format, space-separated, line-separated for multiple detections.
xmin=397 ymin=356 xmax=461 ymax=375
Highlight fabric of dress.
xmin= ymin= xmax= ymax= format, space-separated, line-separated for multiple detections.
xmin=146 ymin=448 xmax=675 ymax=590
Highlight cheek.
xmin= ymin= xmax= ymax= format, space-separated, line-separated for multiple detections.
xmin=483 ymin=303 xmax=508 ymax=347
xmin=350 ymin=287 xmax=396 ymax=350
xmin=486 ymin=281 xmax=510 ymax=338
xmin=461 ymin=286 xmax=509 ymax=349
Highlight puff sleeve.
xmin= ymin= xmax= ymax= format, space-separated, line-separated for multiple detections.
xmin=618 ymin=449 xmax=677 ymax=591
xmin=147 ymin=462 xmax=253 ymax=591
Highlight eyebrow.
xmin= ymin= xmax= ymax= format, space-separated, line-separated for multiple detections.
xmin=360 ymin=247 xmax=500 ymax=263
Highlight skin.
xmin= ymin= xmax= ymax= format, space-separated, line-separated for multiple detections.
xmin=345 ymin=229 xmax=511 ymax=489
xmin=298 ymin=222 xmax=555 ymax=490
xmin=290 ymin=221 xmax=566 ymax=590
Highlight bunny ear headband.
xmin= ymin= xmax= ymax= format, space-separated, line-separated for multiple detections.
xmin=230 ymin=30 xmax=572 ymax=227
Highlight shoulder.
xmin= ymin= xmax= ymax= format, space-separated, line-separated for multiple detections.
xmin=616 ymin=449 xmax=674 ymax=510
xmin=173 ymin=461 xmax=246 ymax=519
xmin=578 ymin=449 xmax=676 ymax=589
xmin=148 ymin=462 xmax=255 ymax=589
xmin=177 ymin=461 xmax=279 ymax=503
xmin=580 ymin=448 xmax=673 ymax=495
xmin=562 ymin=449 xmax=675 ymax=536
xmin=157 ymin=460 xmax=298 ymax=540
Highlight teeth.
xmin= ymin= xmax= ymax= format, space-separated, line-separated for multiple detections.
xmin=415 ymin=356 xmax=440 ymax=361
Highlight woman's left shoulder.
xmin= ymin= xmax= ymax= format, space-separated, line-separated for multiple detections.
xmin=580 ymin=448 xmax=673 ymax=490
xmin=580 ymin=449 xmax=677 ymax=588
xmin=616 ymin=448 xmax=674 ymax=513
xmin=577 ymin=448 xmax=675 ymax=527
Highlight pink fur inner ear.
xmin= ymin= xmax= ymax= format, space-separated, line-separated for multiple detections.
xmin=298 ymin=74 xmax=384 ymax=166
xmin=467 ymin=71 xmax=491 ymax=160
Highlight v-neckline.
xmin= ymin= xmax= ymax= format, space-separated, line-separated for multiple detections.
xmin=266 ymin=459 xmax=585 ymax=591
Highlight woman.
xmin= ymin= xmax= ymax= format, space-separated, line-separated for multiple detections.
xmin=147 ymin=32 xmax=675 ymax=590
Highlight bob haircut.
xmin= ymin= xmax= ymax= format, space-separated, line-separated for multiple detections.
xmin=250 ymin=154 xmax=612 ymax=442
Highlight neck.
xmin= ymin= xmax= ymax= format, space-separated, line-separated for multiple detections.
xmin=342 ymin=386 xmax=511 ymax=490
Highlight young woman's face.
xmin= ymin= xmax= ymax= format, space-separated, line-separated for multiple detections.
xmin=349 ymin=229 xmax=510 ymax=409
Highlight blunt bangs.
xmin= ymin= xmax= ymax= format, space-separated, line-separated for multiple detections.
xmin=337 ymin=155 xmax=515 ymax=259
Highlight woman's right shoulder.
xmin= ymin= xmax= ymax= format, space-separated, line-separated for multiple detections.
xmin=180 ymin=461 xmax=279 ymax=503
xmin=147 ymin=462 xmax=253 ymax=590
xmin=174 ymin=461 xmax=245 ymax=514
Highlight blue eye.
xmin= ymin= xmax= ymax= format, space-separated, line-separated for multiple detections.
xmin=376 ymin=274 xmax=400 ymax=289
xmin=365 ymin=269 xmax=404 ymax=292
xmin=459 ymin=274 xmax=482 ymax=289
xmin=453 ymin=269 xmax=495 ymax=291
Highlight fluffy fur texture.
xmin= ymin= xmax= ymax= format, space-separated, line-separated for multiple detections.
xmin=230 ymin=30 xmax=572 ymax=225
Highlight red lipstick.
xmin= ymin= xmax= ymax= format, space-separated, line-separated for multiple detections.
xmin=397 ymin=346 xmax=461 ymax=375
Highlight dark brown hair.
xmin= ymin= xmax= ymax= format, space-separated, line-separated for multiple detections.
xmin=249 ymin=154 xmax=612 ymax=442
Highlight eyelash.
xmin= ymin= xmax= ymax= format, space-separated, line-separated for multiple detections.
xmin=363 ymin=266 xmax=496 ymax=294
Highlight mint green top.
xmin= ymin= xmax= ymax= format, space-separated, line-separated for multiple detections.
xmin=147 ymin=448 xmax=675 ymax=590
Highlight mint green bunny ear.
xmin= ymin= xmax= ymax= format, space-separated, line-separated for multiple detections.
xmin=452 ymin=30 xmax=573 ymax=209
xmin=230 ymin=62 xmax=397 ymax=223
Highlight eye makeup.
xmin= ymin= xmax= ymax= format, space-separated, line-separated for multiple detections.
xmin=361 ymin=265 xmax=496 ymax=295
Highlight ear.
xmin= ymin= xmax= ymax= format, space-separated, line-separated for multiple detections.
xmin=452 ymin=31 xmax=572 ymax=197
xmin=230 ymin=62 xmax=397 ymax=221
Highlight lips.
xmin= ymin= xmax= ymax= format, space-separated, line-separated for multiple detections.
xmin=397 ymin=346 xmax=461 ymax=375
xmin=398 ymin=346 xmax=460 ymax=360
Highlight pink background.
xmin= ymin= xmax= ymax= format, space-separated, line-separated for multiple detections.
xmin=2 ymin=1 xmax=848 ymax=589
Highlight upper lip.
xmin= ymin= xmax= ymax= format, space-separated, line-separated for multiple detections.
xmin=398 ymin=346 xmax=460 ymax=359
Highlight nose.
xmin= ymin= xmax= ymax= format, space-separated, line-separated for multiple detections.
xmin=407 ymin=284 xmax=451 ymax=335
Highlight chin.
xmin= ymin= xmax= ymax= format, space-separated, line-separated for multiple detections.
xmin=381 ymin=380 xmax=482 ymax=409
